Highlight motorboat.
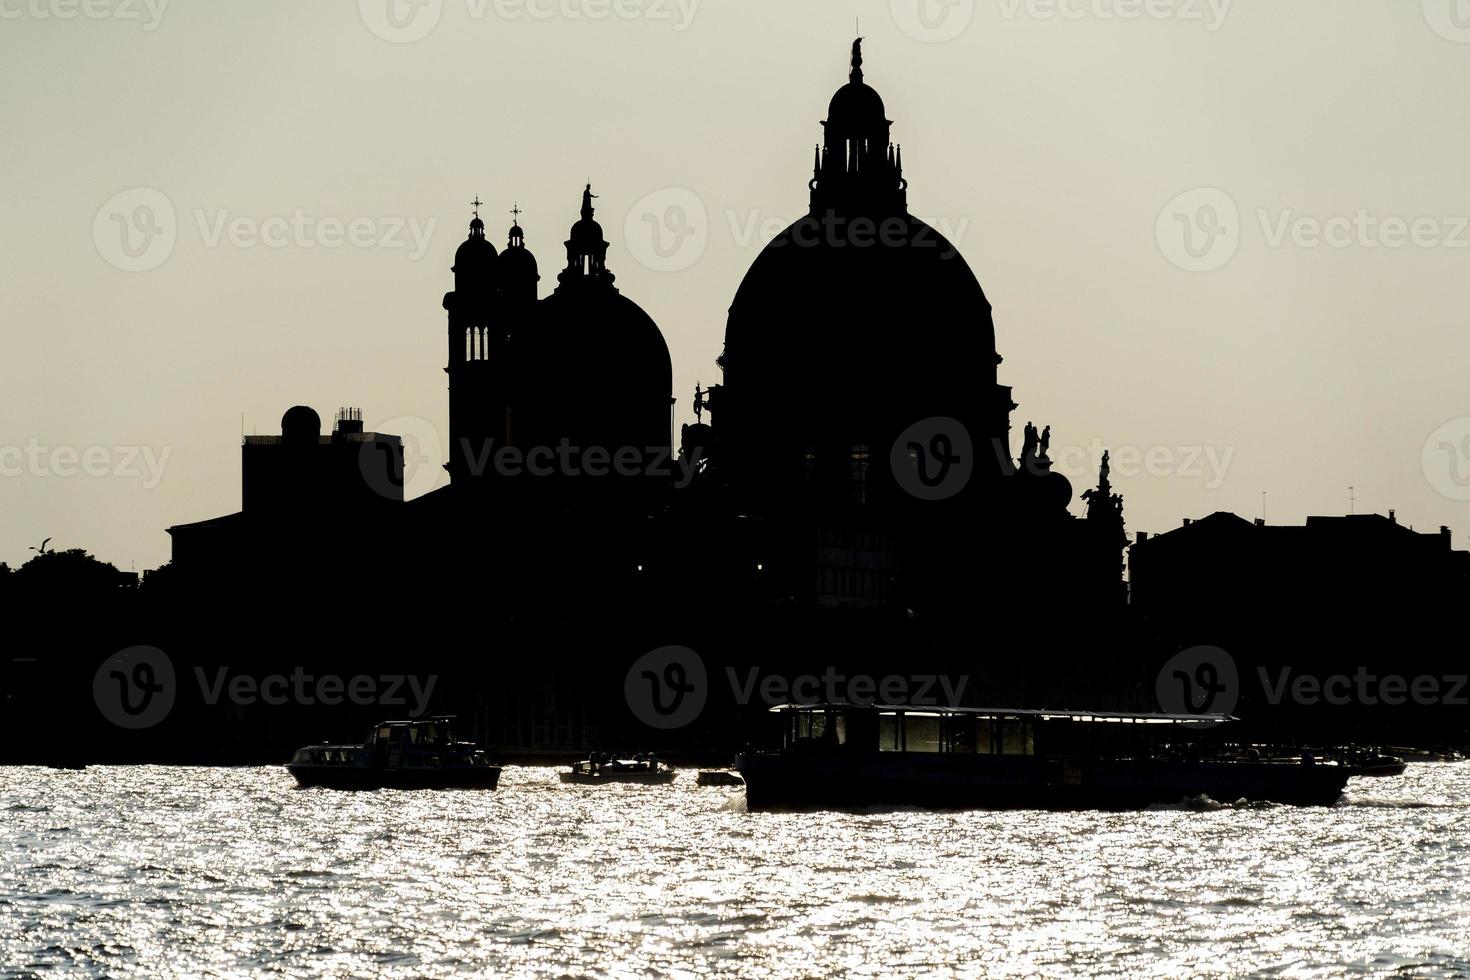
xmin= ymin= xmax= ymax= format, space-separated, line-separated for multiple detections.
xmin=286 ymin=716 xmax=501 ymax=790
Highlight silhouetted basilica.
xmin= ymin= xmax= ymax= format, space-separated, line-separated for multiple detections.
xmin=151 ymin=40 xmax=1133 ymax=756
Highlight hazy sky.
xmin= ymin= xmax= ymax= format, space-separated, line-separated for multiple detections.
xmin=4 ymin=0 xmax=1470 ymax=571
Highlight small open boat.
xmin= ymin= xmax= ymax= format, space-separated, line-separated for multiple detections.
xmin=1343 ymin=749 xmax=1407 ymax=778
xmin=560 ymin=754 xmax=676 ymax=785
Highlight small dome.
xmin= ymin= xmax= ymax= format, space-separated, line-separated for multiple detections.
xmin=454 ymin=215 xmax=498 ymax=293
xmin=827 ymin=81 xmax=887 ymax=128
xmin=500 ymin=242 xmax=538 ymax=273
xmin=281 ymin=405 xmax=321 ymax=444
xmin=455 ymin=232 xmax=498 ymax=269
xmin=568 ymin=217 xmax=605 ymax=247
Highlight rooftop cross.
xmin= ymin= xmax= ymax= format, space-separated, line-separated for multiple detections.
xmin=470 ymin=195 xmax=483 ymax=218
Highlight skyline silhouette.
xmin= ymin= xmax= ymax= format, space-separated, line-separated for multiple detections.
xmin=6 ymin=5 xmax=1470 ymax=571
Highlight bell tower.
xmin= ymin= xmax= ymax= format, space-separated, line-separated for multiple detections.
xmin=443 ymin=197 xmax=509 ymax=484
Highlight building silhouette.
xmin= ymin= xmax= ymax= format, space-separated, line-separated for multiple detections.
xmin=7 ymin=39 xmax=1464 ymax=764
xmin=135 ymin=39 xmax=1140 ymax=757
xmin=1131 ymin=511 xmax=1470 ymax=743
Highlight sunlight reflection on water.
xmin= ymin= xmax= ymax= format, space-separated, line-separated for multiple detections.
xmin=2 ymin=764 xmax=1469 ymax=977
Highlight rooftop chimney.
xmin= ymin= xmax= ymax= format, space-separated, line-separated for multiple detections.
xmin=334 ymin=406 xmax=364 ymax=437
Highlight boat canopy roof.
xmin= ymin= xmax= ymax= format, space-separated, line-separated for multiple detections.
xmin=765 ymin=702 xmax=1236 ymax=725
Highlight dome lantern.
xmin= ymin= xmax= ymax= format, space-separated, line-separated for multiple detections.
xmin=558 ymin=183 xmax=615 ymax=288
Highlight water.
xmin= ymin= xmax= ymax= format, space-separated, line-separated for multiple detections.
xmin=2 ymin=765 xmax=1469 ymax=978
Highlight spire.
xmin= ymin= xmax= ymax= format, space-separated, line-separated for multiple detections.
xmin=850 ymin=36 xmax=864 ymax=84
xmin=508 ymin=202 xmax=524 ymax=247
xmin=468 ymin=194 xmax=485 ymax=238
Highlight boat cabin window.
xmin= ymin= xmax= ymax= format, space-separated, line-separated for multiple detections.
xmin=904 ymin=714 xmax=942 ymax=753
xmin=944 ymin=715 xmax=976 ymax=754
xmin=788 ymin=710 xmax=847 ymax=747
xmin=878 ymin=713 xmax=900 ymax=751
xmin=999 ymin=717 xmax=1033 ymax=756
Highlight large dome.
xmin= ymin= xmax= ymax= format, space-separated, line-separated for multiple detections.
xmin=722 ymin=213 xmax=996 ymax=432
xmin=526 ymin=285 xmax=672 ymax=451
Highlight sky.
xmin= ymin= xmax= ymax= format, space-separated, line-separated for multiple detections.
xmin=3 ymin=0 xmax=1470 ymax=571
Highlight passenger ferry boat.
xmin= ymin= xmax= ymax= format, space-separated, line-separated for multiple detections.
xmin=286 ymin=717 xmax=501 ymax=790
xmin=737 ymin=703 xmax=1354 ymax=810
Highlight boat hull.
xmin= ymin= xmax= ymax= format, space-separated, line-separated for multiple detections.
xmin=559 ymin=769 xmax=676 ymax=785
xmin=287 ymin=764 xmax=501 ymax=790
xmin=737 ymin=752 xmax=1349 ymax=811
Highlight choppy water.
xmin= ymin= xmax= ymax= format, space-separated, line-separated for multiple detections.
xmin=2 ymin=765 xmax=1469 ymax=977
